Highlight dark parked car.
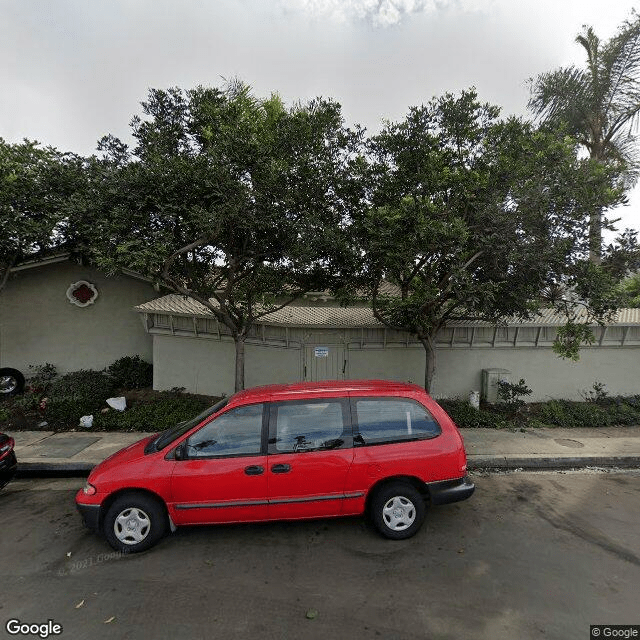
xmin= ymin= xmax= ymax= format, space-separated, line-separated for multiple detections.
xmin=0 ymin=433 xmax=17 ymax=489
xmin=77 ymin=380 xmax=474 ymax=553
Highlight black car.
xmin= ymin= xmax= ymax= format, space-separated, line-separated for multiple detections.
xmin=0 ymin=433 xmax=17 ymax=489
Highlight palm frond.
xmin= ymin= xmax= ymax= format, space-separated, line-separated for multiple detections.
xmin=528 ymin=66 xmax=590 ymax=134
xmin=601 ymin=14 xmax=640 ymax=132
xmin=529 ymin=13 xmax=640 ymax=178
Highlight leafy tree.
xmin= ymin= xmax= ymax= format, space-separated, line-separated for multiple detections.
xmin=620 ymin=272 xmax=640 ymax=306
xmin=528 ymin=13 xmax=640 ymax=261
xmin=0 ymin=139 xmax=85 ymax=292
xmin=90 ymin=82 xmax=364 ymax=391
xmin=356 ymin=90 xmax=623 ymax=392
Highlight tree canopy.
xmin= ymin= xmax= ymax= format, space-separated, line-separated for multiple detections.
xmin=89 ymin=82 xmax=364 ymax=391
xmin=0 ymin=138 xmax=85 ymax=292
xmin=355 ymin=90 xmax=624 ymax=392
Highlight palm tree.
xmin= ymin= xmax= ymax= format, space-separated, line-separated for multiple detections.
xmin=528 ymin=12 xmax=640 ymax=262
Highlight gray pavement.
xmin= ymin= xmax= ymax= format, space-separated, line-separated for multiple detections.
xmin=2 ymin=472 xmax=640 ymax=639
xmin=8 ymin=425 xmax=640 ymax=472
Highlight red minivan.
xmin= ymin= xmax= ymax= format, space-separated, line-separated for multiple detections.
xmin=76 ymin=380 xmax=474 ymax=552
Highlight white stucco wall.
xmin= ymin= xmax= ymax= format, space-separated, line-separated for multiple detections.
xmin=151 ymin=331 xmax=640 ymax=400
xmin=0 ymin=261 xmax=156 ymax=376
xmin=152 ymin=334 xmax=303 ymax=396
xmin=430 ymin=345 xmax=640 ymax=400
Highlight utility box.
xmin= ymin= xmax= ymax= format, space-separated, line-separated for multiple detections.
xmin=481 ymin=368 xmax=512 ymax=404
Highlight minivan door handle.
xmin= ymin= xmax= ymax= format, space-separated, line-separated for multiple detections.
xmin=244 ymin=465 xmax=264 ymax=476
xmin=271 ymin=463 xmax=291 ymax=474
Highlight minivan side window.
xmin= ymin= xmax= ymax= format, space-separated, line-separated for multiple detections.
xmin=185 ymin=403 xmax=264 ymax=458
xmin=270 ymin=399 xmax=350 ymax=453
xmin=354 ymin=398 xmax=440 ymax=444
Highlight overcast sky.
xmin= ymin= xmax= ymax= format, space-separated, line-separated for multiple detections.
xmin=1 ymin=0 xmax=639 ymax=234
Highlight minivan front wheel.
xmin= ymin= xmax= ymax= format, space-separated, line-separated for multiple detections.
xmin=371 ymin=482 xmax=426 ymax=540
xmin=103 ymin=492 xmax=167 ymax=553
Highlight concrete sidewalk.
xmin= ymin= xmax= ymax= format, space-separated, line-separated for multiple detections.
xmin=461 ymin=426 xmax=640 ymax=470
xmin=8 ymin=426 xmax=640 ymax=473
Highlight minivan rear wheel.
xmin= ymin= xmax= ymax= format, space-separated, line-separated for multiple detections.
xmin=371 ymin=482 xmax=426 ymax=540
xmin=103 ymin=492 xmax=167 ymax=553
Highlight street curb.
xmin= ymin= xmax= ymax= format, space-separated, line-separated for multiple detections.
xmin=467 ymin=455 xmax=640 ymax=470
xmin=17 ymin=461 xmax=94 ymax=474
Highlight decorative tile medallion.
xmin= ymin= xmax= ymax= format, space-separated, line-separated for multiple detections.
xmin=66 ymin=280 xmax=98 ymax=307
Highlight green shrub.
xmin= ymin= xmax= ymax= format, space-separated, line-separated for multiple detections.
xmin=44 ymin=396 xmax=104 ymax=428
xmin=107 ymin=356 xmax=153 ymax=390
xmin=535 ymin=400 xmax=609 ymax=428
xmin=607 ymin=398 xmax=640 ymax=425
xmin=39 ymin=370 xmax=118 ymax=428
xmin=438 ymin=399 xmax=510 ymax=429
xmin=438 ymin=395 xmax=640 ymax=430
xmin=93 ymin=394 xmax=212 ymax=431
xmin=13 ymin=391 xmax=39 ymax=412
xmin=581 ymin=381 xmax=610 ymax=405
xmin=495 ymin=378 xmax=532 ymax=410
xmin=49 ymin=370 xmax=117 ymax=403
xmin=26 ymin=363 xmax=58 ymax=398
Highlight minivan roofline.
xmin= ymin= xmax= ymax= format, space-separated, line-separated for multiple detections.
xmin=228 ymin=380 xmax=427 ymax=405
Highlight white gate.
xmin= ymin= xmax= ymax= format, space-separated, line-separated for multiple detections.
xmin=303 ymin=345 xmax=347 ymax=382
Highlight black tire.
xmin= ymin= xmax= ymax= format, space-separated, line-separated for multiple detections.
xmin=103 ymin=492 xmax=168 ymax=553
xmin=0 ymin=368 xmax=25 ymax=398
xmin=370 ymin=481 xmax=426 ymax=540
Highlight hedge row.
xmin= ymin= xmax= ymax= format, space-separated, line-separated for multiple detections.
xmin=438 ymin=395 xmax=640 ymax=429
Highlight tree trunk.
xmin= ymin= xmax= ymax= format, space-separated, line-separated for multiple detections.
xmin=234 ymin=336 xmax=246 ymax=393
xmin=589 ymin=146 xmax=603 ymax=264
xmin=589 ymin=207 xmax=602 ymax=264
xmin=419 ymin=335 xmax=436 ymax=394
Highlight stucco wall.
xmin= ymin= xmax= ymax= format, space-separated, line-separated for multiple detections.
xmin=431 ymin=345 xmax=640 ymax=401
xmin=348 ymin=347 xmax=426 ymax=386
xmin=0 ymin=261 xmax=156 ymax=375
xmin=332 ymin=344 xmax=640 ymax=400
xmin=151 ymin=331 xmax=640 ymax=400
xmin=152 ymin=334 xmax=302 ymax=396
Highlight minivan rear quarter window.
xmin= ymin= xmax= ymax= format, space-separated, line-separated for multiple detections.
xmin=354 ymin=398 xmax=441 ymax=444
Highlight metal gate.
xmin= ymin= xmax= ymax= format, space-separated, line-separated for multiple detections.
xmin=303 ymin=345 xmax=347 ymax=382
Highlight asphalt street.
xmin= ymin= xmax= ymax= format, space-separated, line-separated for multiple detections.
xmin=1 ymin=471 xmax=639 ymax=640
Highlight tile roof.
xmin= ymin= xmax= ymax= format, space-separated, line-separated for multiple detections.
xmin=135 ymin=295 xmax=384 ymax=328
xmin=136 ymin=294 xmax=640 ymax=328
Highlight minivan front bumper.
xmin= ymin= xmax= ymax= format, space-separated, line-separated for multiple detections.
xmin=76 ymin=500 xmax=101 ymax=531
xmin=426 ymin=475 xmax=475 ymax=505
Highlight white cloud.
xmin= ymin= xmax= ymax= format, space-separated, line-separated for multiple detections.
xmin=277 ymin=0 xmax=464 ymax=27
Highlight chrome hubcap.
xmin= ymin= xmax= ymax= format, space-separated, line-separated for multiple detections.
xmin=0 ymin=376 xmax=17 ymax=394
xmin=114 ymin=507 xmax=151 ymax=545
xmin=382 ymin=496 xmax=416 ymax=531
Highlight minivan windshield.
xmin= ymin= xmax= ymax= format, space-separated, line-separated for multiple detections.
xmin=150 ymin=398 xmax=229 ymax=452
